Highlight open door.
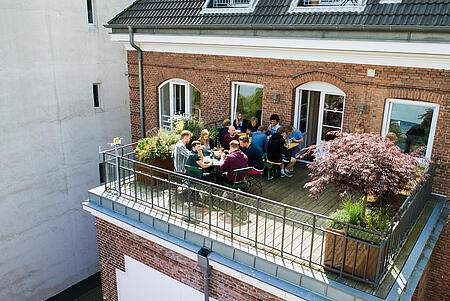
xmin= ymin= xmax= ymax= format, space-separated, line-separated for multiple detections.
xmin=294 ymin=82 xmax=345 ymax=161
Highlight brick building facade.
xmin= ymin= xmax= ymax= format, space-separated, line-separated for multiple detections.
xmin=126 ymin=51 xmax=450 ymax=196
xmin=96 ymin=218 xmax=287 ymax=301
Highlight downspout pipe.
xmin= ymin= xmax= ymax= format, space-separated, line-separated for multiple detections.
xmin=128 ymin=26 xmax=145 ymax=139
xmin=197 ymin=248 xmax=212 ymax=301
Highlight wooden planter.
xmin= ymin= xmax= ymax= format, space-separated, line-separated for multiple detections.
xmin=135 ymin=157 xmax=174 ymax=183
xmin=323 ymin=228 xmax=380 ymax=282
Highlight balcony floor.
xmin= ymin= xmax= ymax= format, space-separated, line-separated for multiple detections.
xmin=254 ymin=162 xmax=340 ymax=216
xmin=113 ymin=162 xmax=439 ymax=299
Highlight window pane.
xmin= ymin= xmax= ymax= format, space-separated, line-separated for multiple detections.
xmin=388 ymin=103 xmax=434 ymax=155
xmin=87 ymin=0 xmax=93 ymax=24
xmin=235 ymin=84 xmax=263 ymax=126
xmin=174 ymin=84 xmax=185 ymax=115
xmin=93 ymin=84 xmax=99 ymax=107
xmin=322 ymin=111 xmax=342 ymax=128
xmin=299 ymin=119 xmax=307 ymax=133
xmin=321 ymin=126 xmax=340 ymax=140
xmin=190 ymin=85 xmax=201 ymax=119
xmin=324 ymin=94 xmax=344 ymax=111
xmin=160 ymin=83 xmax=170 ymax=127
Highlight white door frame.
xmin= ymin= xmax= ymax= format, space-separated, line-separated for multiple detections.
xmin=382 ymin=98 xmax=439 ymax=159
xmin=294 ymin=81 xmax=346 ymax=144
xmin=230 ymin=82 xmax=264 ymax=123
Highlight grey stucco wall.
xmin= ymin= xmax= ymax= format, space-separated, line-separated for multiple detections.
xmin=0 ymin=0 xmax=133 ymax=300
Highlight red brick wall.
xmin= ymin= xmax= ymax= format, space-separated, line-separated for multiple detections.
xmin=126 ymin=51 xmax=450 ymax=196
xmin=95 ymin=218 xmax=285 ymax=301
xmin=412 ymin=215 xmax=450 ymax=301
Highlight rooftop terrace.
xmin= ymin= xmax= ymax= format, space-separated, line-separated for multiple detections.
xmin=85 ymin=142 xmax=446 ymax=300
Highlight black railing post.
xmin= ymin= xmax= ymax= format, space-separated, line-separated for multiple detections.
xmin=309 ymin=215 xmax=316 ymax=268
xmin=339 ymin=224 xmax=349 ymax=277
xmin=281 ymin=207 xmax=287 ymax=256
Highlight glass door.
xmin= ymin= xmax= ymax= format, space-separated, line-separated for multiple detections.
xmin=319 ymin=94 xmax=345 ymax=140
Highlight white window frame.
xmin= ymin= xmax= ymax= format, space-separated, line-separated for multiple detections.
xmin=294 ymin=81 xmax=346 ymax=145
xmin=288 ymin=0 xmax=367 ymax=13
xmin=201 ymin=0 xmax=260 ymax=14
xmin=158 ymin=79 xmax=196 ymax=129
xmin=382 ymin=98 xmax=439 ymax=159
xmin=230 ymin=82 xmax=264 ymax=124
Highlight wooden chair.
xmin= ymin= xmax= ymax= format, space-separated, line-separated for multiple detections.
xmin=263 ymin=153 xmax=282 ymax=180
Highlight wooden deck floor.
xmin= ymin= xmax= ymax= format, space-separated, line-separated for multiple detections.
xmin=115 ymin=163 xmax=436 ymax=298
xmin=254 ymin=162 xmax=340 ymax=216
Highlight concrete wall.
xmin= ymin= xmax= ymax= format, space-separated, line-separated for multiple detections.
xmin=0 ymin=0 xmax=133 ymax=299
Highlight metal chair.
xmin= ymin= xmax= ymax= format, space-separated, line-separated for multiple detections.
xmin=223 ymin=166 xmax=252 ymax=190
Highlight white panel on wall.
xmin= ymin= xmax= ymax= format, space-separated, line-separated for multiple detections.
xmin=117 ymin=255 xmax=217 ymax=301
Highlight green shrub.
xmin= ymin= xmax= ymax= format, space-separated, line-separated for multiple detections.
xmin=328 ymin=195 xmax=391 ymax=244
xmin=135 ymin=130 xmax=179 ymax=162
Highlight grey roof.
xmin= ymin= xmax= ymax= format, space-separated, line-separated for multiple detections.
xmin=107 ymin=0 xmax=450 ymax=31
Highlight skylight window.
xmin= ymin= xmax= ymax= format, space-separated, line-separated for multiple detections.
xmin=290 ymin=0 xmax=366 ymax=12
xmin=212 ymin=0 xmax=251 ymax=7
xmin=201 ymin=0 xmax=259 ymax=14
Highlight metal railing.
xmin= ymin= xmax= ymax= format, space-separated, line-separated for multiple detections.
xmin=100 ymin=143 xmax=435 ymax=285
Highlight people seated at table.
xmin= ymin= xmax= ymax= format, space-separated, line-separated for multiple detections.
xmin=246 ymin=117 xmax=259 ymax=134
xmin=222 ymin=126 xmax=240 ymax=150
xmin=173 ymin=130 xmax=192 ymax=173
xmin=267 ymin=114 xmax=282 ymax=137
xmin=239 ymin=136 xmax=264 ymax=175
xmin=251 ymin=125 xmax=268 ymax=154
xmin=286 ymin=125 xmax=304 ymax=156
xmin=185 ymin=141 xmax=213 ymax=179
xmin=233 ymin=112 xmax=248 ymax=133
xmin=218 ymin=119 xmax=231 ymax=147
xmin=199 ymin=129 xmax=215 ymax=152
xmin=267 ymin=127 xmax=296 ymax=178
xmin=220 ymin=140 xmax=248 ymax=184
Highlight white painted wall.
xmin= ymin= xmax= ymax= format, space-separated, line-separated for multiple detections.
xmin=0 ymin=0 xmax=133 ymax=299
xmin=117 ymin=256 xmax=217 ymax=301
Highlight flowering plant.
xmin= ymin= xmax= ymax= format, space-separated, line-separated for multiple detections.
xmin=135 ymin=130 xmax=179 ymax=161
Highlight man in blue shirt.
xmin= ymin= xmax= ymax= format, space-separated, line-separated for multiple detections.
xmin=250 ymin=125 xmax=268 ymax=154
xmin=286 ymin=126 xmax=304 ymax=156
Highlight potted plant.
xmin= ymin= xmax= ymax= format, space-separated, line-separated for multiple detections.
xmin=135 ymin=129 xmax=179 ymax=181
xmin=303 ymin=132 xmax=418 ymax=282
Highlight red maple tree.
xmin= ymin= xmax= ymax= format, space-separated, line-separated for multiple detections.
xmin=304 ymin=132 xmax=418 ymax=218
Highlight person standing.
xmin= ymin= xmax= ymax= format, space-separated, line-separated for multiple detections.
xmin=267 ymin=127 xmax=296 ymax=178
xmin=172 ymin=130 xmax=192 ymax=173
xmin=222 ymin=126 xmax=239 ymax=150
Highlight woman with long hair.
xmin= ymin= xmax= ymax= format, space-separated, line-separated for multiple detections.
xmin=200 ymin=129 xmax=215 ymax=151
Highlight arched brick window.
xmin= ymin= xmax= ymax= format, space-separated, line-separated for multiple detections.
xmin=158 ymin=79 xmax=200 ymax=129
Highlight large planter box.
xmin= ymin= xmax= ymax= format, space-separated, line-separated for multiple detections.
xmin=136 ymin=157 xmax=174 ymax=183
xmin=323 ymin=228 xmax=380 ymax=282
